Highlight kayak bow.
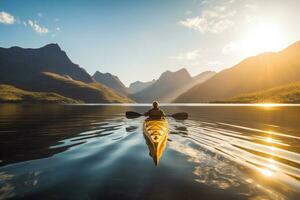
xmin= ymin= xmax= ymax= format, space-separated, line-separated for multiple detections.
xmin=143 ymin=118 xmax=169 ymax=165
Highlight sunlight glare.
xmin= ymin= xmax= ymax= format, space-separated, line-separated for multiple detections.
xmin=267 ymin=164 xmax=278 ymax=170
xmin=266 ymin=137 xmax=273 ymax=143
xmin=257 ymin=103 xmax=276 ymax=108
xmin=259 ymin=168 xmax=273 ymax=177
xmin=242 ymin=23 xmax=285 ymax=56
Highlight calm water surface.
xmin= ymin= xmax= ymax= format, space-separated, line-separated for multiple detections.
xmin=0 ymin=104 xmax=300 ymax=200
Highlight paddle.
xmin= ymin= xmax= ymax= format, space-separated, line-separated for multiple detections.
xmin=126 ymin=111 xmax=188 ymax=120
xmin=125 ymin=111 xmax=143 ymax=119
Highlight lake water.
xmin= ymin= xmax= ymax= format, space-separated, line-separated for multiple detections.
xmin=0 ymin=104 xmax=300 ymax=200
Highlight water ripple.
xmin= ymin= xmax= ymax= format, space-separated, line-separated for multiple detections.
xmin=171 ymin=118 xmax=300 ymax=194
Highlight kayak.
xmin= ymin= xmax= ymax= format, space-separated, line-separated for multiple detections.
xmin=143 ymin=118 xmax=169 ymax=165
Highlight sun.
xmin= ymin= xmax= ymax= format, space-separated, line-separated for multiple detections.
xmin=242 ymin=23 xmax=285 ymax=56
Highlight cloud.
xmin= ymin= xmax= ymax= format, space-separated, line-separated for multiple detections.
xmin=179 ymin=6 xmax=236 ymax=34
xmin=225 ymin=0 xmax=235 ymax=4
xmin=28 ymin=20 xmax=49 ymax=34
xmin=0 ymin=11 xmax=15 ymax=24
xmin=56 ymin=27 xmax=61 ymax=32
xmin=170 ymin=49 xmax=201 ymax=61
xmin=222 ymin=42 xmax=240 ymax=54
xmin=37 ymin=12 xmax=43 ymax=17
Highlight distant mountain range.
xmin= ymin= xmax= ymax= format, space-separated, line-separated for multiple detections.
xmin=175 ymin=41 xmax=300 ymax=103
xmin=92 ymin=68 xmax=215 ymax=103
xmin=2 ymin=40 xmax=300 ymax=104
xmin=0 ymin=44 xmax=132 ymax=103
xmin=131 ymin=68 xmax=216 ymax=102
xmin=128 ymin=79 xmax=156 ymax=94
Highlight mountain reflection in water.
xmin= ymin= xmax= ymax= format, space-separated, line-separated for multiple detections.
xmin=0 ymin=104 xmax=299 ymax=200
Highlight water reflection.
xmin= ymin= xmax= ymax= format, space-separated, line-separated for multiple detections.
xmin=168 ymin=116 xmax=300 ymax=199
xmin=0 ymin=104 xmax=128 ymax=166
xmin=143 ymin=132 xmax=168 ymax=166
xmin=0 ymin=172 xmax=15 ymax=199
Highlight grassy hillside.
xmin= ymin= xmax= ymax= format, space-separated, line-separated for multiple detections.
xmin=0 ymin=84 xmax=79 ymax=103
xmin=216 ymin=81 xmax=300 ymax=103
xmin=33 ymin=72 xmax=134 ymax=103
xmin=175 ymin=41 xmax=300 ymax=103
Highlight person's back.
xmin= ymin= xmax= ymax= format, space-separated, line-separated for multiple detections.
xmin=144 ymin=101 xmax=166 ymax=120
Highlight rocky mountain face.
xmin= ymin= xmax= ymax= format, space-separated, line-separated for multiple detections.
xmin=0 ymin=44 xmax=93 ymax=84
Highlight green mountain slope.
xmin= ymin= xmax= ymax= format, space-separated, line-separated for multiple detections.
xmin=0 ymin=84 xmax=78 ymax=103
xmin=215 ymin=81 xmax=300 ymax=103
xmin=33 ymin=72 xmax=133 ymax=103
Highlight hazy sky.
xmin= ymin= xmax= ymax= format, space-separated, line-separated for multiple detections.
xmin=1 ymin=0 xmax=300 ymax=86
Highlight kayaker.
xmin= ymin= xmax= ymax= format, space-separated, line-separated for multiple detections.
xmin=144 ymin=101 xmax=166 ymax=119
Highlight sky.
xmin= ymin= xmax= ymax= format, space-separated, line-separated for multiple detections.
xmin=1 ymin=0 xmax=300 ymax=86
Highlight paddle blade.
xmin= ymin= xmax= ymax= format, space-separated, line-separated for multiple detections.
xmin=126 ymin=111 xmax=143 ymax=119
xmin=171 ymin=112 xmax=188 ymax=120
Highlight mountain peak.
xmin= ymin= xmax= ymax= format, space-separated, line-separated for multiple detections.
xmin=160 ymin=68 xmax=191 ymax=80
xmin=41 ymin=43 xmax=61 ymax=51
xmin=177 ymin=68 xmax=189 ymax=74
xmin=94 ymin=71 xmax=115 ymax=77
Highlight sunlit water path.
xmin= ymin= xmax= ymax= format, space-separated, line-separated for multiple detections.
xmin=0 ymin=104 xmax=299 ymax=199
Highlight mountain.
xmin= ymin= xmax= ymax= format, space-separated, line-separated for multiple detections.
xmin=128 ymin=79 xmax=156 ymax=94
xmin=132 ymin=68 xmax=215 ymax=102
xmin=0 ymin=44 xmax=133 ymax=103
xmin=175 ymin=41 xmax=300 ymax=103
xmin=0 ymin=43 xmax=93 ymax=83
xmin=216 ymin=81 xmax=300 ymax=103
xmin=0 ymin=84 xmax=79 ymax=103
xmin=92 ymin=71 xmax=128 ymax=95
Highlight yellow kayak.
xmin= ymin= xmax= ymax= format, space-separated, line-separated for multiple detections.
xmin=143 ymin=118 xmax=169 ymax=165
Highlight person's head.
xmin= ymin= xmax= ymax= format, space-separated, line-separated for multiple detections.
xmin=152 ymin=101 xmax=159 ymax=109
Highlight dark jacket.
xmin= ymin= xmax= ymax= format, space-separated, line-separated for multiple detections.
xmin=144 ymin=108 xmax=166 ymax=119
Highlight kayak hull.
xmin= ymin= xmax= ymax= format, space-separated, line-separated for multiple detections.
xmin=143 ymin=118 xmax=169 ymax=165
